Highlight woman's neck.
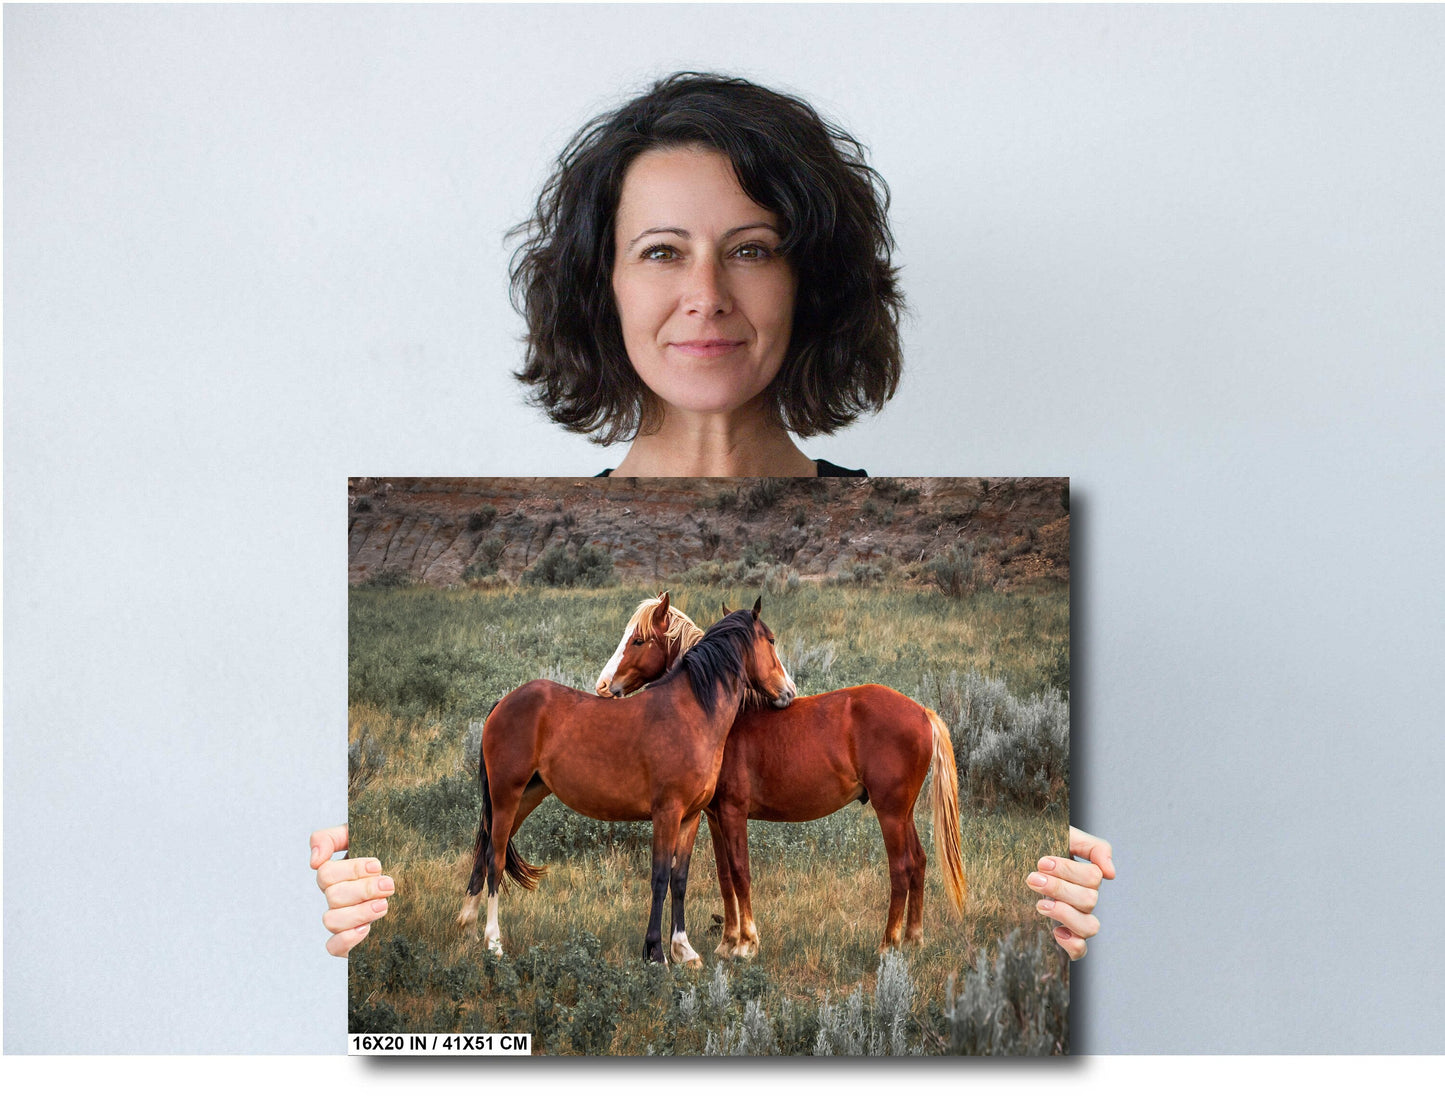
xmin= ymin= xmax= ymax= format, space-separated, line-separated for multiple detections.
xmin=610 ymin=401 xmax=817 ymax=478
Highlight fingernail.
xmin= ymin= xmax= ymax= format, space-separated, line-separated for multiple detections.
xmin=1037 ymin=899 xmax=1055 ymax=912
xmin=365 ymin=859 xmax=381 ymax=874
xmin=371 ymin=899 xmax=388 ymax=914
xmin=379 ymin=876 xmax=394 ymax=893
xmin=311 ymin=847 xmax=320 ymax=864
xmin=1054 ymin=926 xmax=1071 ymax=938
xmin=355 ymin=924 xmax=371 ymax=937
xmin=1039 ymin=857 xmax=1056 ymax=871
xmin=1027 ymin=873 xmax=1048 ymax=888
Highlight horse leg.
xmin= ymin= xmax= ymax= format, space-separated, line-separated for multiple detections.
xmin=644 ymin=806 xmax=682 ymax=964
xmin=480 ymin=782 xmax=528 ymax=956
xmin=668 ymin=812 xmax=704 ymax=968
xmin=903 ymin=820 xmax=927 ymax=944
xmin=458 ymin=777 xmax=550 ymax=933
xmin=875 ymin=807 xmax=912 ymax=952
xmin=706 ymin=808 xmax=743 ymax=959
xmin=717 ymin=802 xmax=760 ymax=958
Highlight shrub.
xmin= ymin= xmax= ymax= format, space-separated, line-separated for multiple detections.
xmin=348 ymin=725 xmax=385 ymax=793
xmin=926 ymin=541 xmax=980 ymax=597
xmin=384 ymin=773 xmax=479 ymax=852
xmin=923 ymin=669 xmax=1069 ymax=811
xmin=830 ymin=561 xmax=884 ymax=586
xmin=466 ymin=505 xmax=498 ymax=533
xmin=941 ymin=930 xmax=1068 ymax=1056
xmin=763 ymin=563 xmax=800 ymax=596
xmin=523 ymin=543 xmax=614 ymax=588
xmin=813 ymin=954 xmax=917 ymax=1056
xmin=362 ymin=567 xmax=414 ymax=589
xmin=737 ymin=478 xmax=787 ymax=519
xmin=462 ymin=534 xmax=507 ymax=580
xmin=349 ymin=998 xmax=402 ymax=1034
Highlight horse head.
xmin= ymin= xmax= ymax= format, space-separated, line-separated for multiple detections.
xmin=736 ymin=598 xmax=796 ymax=709
xmin=598 ymin=592 xmax=680 ymax=698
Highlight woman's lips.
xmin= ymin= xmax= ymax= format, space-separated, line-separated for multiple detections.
xmin=669 ymin=339 xmax=744 ymax=357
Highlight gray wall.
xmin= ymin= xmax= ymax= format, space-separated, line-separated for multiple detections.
xmin=6 ymin=4 xmax=1443 ymax=1053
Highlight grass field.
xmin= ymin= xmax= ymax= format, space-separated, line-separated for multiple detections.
xmin=348 ymin=579 xmax=1070 ymax=1055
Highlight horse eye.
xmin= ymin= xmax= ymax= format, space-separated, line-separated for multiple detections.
xmin=632 ymin=638 xmax=644 ymax=645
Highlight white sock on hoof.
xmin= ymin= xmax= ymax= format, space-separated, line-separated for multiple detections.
xmin=670 ymin=931 xmax=701 ymax=965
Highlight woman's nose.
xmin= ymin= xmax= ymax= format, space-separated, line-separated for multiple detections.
xmin=682 ymin=257 xmax=732 ymax=316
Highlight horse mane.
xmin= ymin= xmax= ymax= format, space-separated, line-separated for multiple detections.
xmin=643 ymin=599 xmax=774 ymax=712
xmin=658 ymin=609 xmax=757 ymax=717
xmin=628 ymin=597 xmax=707 ymax=649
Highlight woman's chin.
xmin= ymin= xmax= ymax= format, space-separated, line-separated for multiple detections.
xmin=647 ymin=379 xmax=776 ymax=421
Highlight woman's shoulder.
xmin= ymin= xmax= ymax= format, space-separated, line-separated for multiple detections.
xmin=596 ymin=460 xmax=866 ymax=478
xmin=812 ymin=458 xmax=867 ymax=477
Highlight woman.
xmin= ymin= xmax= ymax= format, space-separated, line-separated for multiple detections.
xmin=315 ymin=72 xmax=1114 ymax=960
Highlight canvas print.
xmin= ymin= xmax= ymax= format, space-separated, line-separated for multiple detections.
xmin=347 ymin=476 xmax=1070 ymax=1055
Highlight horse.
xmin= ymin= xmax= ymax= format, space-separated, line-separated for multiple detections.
xmin=596 ymin=595 xmax=967 ymax=957
xmin=457 ymin=600 xmax=796 ymax=966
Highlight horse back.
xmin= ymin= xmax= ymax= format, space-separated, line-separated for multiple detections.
xmin=723 ymin=684 xmax=931 ymax=820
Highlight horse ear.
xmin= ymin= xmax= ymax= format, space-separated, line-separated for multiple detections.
xmin=650 ymin=594 xmax=671 ymax=631
xmin=752 ymin=596 xmax=762 ymax=618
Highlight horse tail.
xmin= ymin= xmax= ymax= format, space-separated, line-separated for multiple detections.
xmin=459 ymin=708 xmax=500 ymax=932
xmin=925 ymin=708 xmax=968 ymax=916
xmin=503 ymin=828 xmax=546 ymax=892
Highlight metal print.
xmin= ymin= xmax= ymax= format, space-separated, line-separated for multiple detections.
xmin=347 ymin=476 xmax=1070 ymax=1055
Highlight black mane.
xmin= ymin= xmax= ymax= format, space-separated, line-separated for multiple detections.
xmin=659 ymin=609 xmax=757 ymax=716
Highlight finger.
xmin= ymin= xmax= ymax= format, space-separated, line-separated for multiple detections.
xmin=326 ymin=923 xmax=372 ymax=958
xmin=323 ymin=897 xmax=391 ymax=935
xmin=1026 ymin=870 xmax=1098 ymax=914
xmin=317 ymin=855 xmax=383 ymax=892
xmin=1035 ymin=897 xmax=1100 ymax=939
xmin=1051 ymin=924 xmax=1087 ymax=961
xmin=1036 ymin=854 xmax=1103 ymax=890
xmin=310 ymin=825 xmax=349 ymax=870
xmin=324 ymin=874 xmax=395 ymax=909
xmin=1069 ymin=827 xmax=1116 ymax=879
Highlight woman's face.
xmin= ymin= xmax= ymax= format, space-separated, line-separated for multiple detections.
xmin=611 ymin=146 xmax=796 ymax=419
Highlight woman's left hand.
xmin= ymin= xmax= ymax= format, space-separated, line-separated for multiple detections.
xmin=1027 ymin=826 xmax=1115 ymax=960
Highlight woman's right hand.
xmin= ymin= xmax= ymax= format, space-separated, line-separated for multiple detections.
xmin=310 ymin=824 xmax=394 ymax=958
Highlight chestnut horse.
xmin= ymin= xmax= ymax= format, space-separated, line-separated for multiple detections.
xmin=597 ymin=595 xmax=966 ymax=956
xmin=457 ymin=601 xmax=795 ymax=965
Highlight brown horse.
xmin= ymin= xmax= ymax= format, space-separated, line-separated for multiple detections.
xmin=597 ymin=596 xmax=967 ymax=956
xmin=457 ymin=600 xmax=795 ymax=965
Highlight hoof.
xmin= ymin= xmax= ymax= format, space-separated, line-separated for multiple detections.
xmin=670 ymin=933 xmax=702 ymax=967
xmin=486 ymin=937 xmax=503 ymax=957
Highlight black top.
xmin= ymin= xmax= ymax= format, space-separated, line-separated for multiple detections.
xmin=596 ymin=458 xmax=866 ymax=478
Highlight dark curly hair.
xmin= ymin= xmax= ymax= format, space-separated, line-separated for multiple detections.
xmin=510 ymin=72 xmax=904 ymax=445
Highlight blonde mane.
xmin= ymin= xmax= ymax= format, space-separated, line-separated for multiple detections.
xmin=629 ymin=597 xmax=786 ymax=712
xmin=627 ymin=596 xmax=706 ymax=650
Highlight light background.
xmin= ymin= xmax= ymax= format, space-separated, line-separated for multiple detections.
xmin=5 ymin=3 xmax=1443 ymax=1054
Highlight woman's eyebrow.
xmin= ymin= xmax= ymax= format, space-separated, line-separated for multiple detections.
xmin=625 ymin=222 xmax=780 ymax=250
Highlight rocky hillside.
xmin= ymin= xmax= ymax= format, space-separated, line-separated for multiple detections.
xmin=347 ymin=476 xmax=1068 ymax=589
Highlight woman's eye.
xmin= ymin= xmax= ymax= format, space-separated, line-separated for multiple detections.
xmin=642 ymin=244 xmax=678 ymax=262
xmin=734 ymin=243 xmax=773 ymax=260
